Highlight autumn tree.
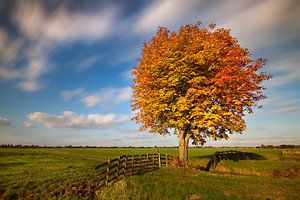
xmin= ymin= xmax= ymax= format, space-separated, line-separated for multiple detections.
xmin=131 ymin=22 xmax=271 ymax=167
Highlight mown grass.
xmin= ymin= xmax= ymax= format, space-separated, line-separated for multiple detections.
xmin=0 ymin=148 xmax=299 ymax=199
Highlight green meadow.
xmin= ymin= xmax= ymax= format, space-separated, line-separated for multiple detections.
xmin=0 ymin=148 xmax=299 ymax=199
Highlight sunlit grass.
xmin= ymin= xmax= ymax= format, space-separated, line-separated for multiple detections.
xmin=0 ymin=148 xmax=299 ymax=199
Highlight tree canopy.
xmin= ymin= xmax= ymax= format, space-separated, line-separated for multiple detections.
xmin=131 ymin=22 xmax=271 ymax=166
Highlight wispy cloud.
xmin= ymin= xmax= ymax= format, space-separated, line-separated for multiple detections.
xmin=82 ymin=95 xmax=100 ymax=107
xmin=24 ymin=111 xmax=129 ymax=129
xmin=0 ymin=28 xmax=23 ymax=64
xmin=120 ymin=69 xmax=133 ymax=81
xmin=259 ymin=90 xmax=300 ymax=115
xmin=0 ymin=0 xmax=119 ymax=92
xmin=265 ymin=50 xmax=300 ymax=88
xmin=274 ymin=106 xmax=300 ymax=114
xmin=82 ymin=87 xmax=132 ymax=107
xmin=61 ymin=88 xmax=85 ymax=101
xmin=134 ymin=0 xmax=201 ymax=34
xmin=76 ymin=55 xmax=103 ymax=71
xmin=220 ymin=0 xmax=300 ymax=49
xmin=0 ymin=117 xmax=11 ymax=126
xmin=13 ymin=1 xmax=118 ymax=42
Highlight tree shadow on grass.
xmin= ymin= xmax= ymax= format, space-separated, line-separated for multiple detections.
xmin=197 ymin=151 xmax=266 ymax=171
xmin=195 ymin=151 xmax=266 ymax=161
xmin=218 ymin=151 xmax=266 ymax=161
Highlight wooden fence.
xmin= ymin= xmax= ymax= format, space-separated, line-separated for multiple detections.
xmin=95 ymin=153 xmax=170 ymax=189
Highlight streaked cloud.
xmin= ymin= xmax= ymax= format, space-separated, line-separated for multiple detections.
xmin=258 ymin=90 xmax=300 ymax=116
xmin=120 ymin=69 xmax=133 ymax=81
xmin=134 ymin=0 xmax=201 ymax=34
xmin=61 ymin=88 xmax=85 ymax=101
xmin=76 ymin=55 xmax=102 ymax=71
xmin=275 ymin=106 xmax=300 ymax=114
xmin=0 ymin=0 xmax=119 ymax=92
xmin=24 ymin=111 xmax=129 ymax=129
xmin=0 ymin=117 xmax=10 ymax=126
xmin=0 ymin=28 xmax=23 ymax=64
xmin=13 ymin=1 xmax=117 ymax=42
xmin=265 ymin=50 xmax=300 ymax=88
xmin=220 ymin=0 xmax=300 ymax=49
xmin=82 ymin=87 xmax=132 ymax=107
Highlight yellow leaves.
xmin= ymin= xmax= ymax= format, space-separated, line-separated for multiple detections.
xmin=211 ymin=104 xmax=222 ymax=111
xmin=233 ymin=100 xmax=242 ymax=105
xmin=131 ymin=21 xmax=270 ymax=140
xmin=176 ymin=97 xmax=190 ymax=111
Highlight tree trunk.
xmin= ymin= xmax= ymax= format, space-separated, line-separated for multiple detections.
xmin=178 ymin=130 xmax=190 ymax=167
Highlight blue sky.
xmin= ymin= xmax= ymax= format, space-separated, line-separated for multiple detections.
xmin=0 ymin=0 xmax=299 ymax=146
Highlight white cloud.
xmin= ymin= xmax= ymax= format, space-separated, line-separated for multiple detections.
xmin=24 ymin=111 xmax=129 ymax=129
xmin=220 ymin=0 xmax=300 ymax=49
xmin=13 ymin=1 xmax=117 ymax=42
xmin=0 ymin=28 xmax=23 ymax=64
xmin=134 ymin=0 xmax=201 ymax=34
xmin=61 ymin=88 xmax=85 ymax=100
xmin=0 ymin=0 xmax=119 ymax=92
xmin=0 ymin=32 xmax=48 ymax=91
xmin=265 ymin=50 xmax=300 ymax=88
xmin=77 ymin=55 xmax=102 ymax=71
xmin=115 ymin=87 xmax=132 ymax=102
xmin=255 ymin=89 xmax=300 ymax=117
xmin=83 ymin=95 xmax=100 ymax=107
xmin=275 ymin=106 xmax=300 ymax=113
xmin=82 ymin=87 xmax=132 ymax=107
xmin=17 ymin=80 xmax=41 ymax=92
xmin=0 ymin=28 xmax=24 ymax=81
xmin=120 ymin=69 xmax=133 ymax=80
xmin=0 ymin=117 xmax=10 ymax=126
xmin=22 ymin=121 xmax=32 ymax=127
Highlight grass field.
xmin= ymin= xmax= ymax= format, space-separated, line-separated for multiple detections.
xmin=0 ymin=147 xmax=299 ymax=199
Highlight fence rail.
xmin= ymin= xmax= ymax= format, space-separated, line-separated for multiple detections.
xmin=95 ymin=153 xmax=170 ymax=189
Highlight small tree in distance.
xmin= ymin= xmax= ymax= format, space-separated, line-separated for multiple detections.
xmin=131 ymin=22 xmax=271 ymax=167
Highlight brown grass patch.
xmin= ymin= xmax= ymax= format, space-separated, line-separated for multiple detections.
xmin=271 ymin=167 xmax=300 ymax=178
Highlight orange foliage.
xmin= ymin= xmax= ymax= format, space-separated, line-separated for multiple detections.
xmin=131 ymin=22 xmax=271 ymax=145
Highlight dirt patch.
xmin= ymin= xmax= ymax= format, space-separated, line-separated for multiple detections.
xmin=188 ymin=194 xmax=202 ymax=200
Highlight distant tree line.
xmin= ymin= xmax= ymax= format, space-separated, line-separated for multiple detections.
xmin=0 ymin=144 xmax=178 ymax=149
xmin=0 ymin=144 xmax=299 ymax=149
xmin=257 ymin=144 xmax=299 ymax=149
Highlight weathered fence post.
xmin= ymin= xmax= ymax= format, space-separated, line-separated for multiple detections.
xmin=105 ymin=158 xmax=111 ymax=186
xmin=131 ymin=155 xmax=134 ymax=176
xmin=124 ymin=154 xmax=127 ymax=176
xmin=146 ymin=154 xmax=149 ymax=170
xmin=158 ymin=153 xmax=161 ymax=168
xmin=139 ymin=154 xmax=142 ymax=170
xmin=152 ymin=154 xmax=155 ymax=170
xmin=166 ymin=154 xmax=168 ymax=166
xmin=116 ymin=156 xmax=120 ymax=179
